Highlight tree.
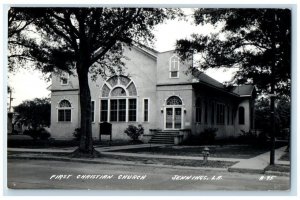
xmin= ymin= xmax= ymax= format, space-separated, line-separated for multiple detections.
xmin=8 ymin=7 xmax=181 ymax=156
xmin=175 ymin=9 xmax=291 ymax=165
xmin=14 ymin=98 xmax=51 ymax=129
xmin=255 ymin=97 xmax=291 ymax=133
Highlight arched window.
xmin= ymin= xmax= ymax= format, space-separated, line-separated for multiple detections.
xmin=58 ymin=100 xmax=71 ymax=122
xmin=195 ymin=98 xmax=202 ymax=123
xmin=239 ymin=107 xmax=245 ymax=125
xmin=169 ymin=55 xmax=180 ymax=78
xmin=166 ymin=96 xmax=182 ymax=105
xmin=100 ymin=76 xmax=137 ymax=122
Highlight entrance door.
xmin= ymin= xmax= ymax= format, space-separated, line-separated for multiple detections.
xmin=165 ymin=107 xmax=182 ymax=129
xmin=164 ymin=96 xmax=184 ymax=130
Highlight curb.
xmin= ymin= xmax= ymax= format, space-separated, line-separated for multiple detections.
xmin=264 ymin=170 xmax=290 ymax=177
xmin=228 ymin=167 xmax=264 ymax=174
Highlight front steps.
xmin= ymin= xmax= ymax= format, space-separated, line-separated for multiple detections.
xmin=148 ymin=131 xmax=179 ymax=144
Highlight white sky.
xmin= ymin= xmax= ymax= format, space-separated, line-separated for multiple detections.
xmin=8 ymin=8 xmax=236 ymax=107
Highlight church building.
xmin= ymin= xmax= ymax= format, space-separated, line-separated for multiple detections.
xmin=50 ymin=45 xmax=256 ymax=144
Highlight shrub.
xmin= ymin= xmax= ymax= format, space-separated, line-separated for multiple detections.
xmin=238 ymin=130 xmax=257 ymax=144
xmin=124 ymin=124 xmax=144 ymax=141
xmin=199 ymin=127 xmax=218 ymax=144
xmin=73 ymin=128 xmax=81 ymax=141
xmin=24 ymin=128 xmax=51 ymax=140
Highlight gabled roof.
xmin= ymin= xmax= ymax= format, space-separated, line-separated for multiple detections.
xmin=231 ymin=85 xmax=255 ymax=96
xmin=191 ymin=70 xmax=224 ymax=89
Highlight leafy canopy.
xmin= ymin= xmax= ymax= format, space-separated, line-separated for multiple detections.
xmin=176 ymin=9 xmax=291 ymax=96
xmin=14 ymin=98 xmax=51 ymax=128
xmin=9 ymin=8 xmax=182 ymax=77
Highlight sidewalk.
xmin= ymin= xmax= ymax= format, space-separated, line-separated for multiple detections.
xmin=228 ymin=146 xmax=289 ymax=174
xmin=7 ymin=143 xmax=165 ymax=153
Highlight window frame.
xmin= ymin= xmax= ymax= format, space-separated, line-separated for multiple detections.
xmin=57 ymin=100 xmax=72 ymax=122
xmin=100 ymin=99 xmax=108 ymax=122
xmin=216 ymin=103 xmax=225 ymax=125
xmin=169 ymin=55 xmax=180 ymax=79
xmin=91 ymin=100 xmax=95 ymax=123
xmin=143 ymin=98 xmax=150 ymax=122
xmin=195 ymin=98 xmax=202 ymax=123
xmin=239 ymin=106 xmax=245 ymax=125
xmin=99 ymin=76 xmax=138 ymax=123
xmin=60 ymin=72 xmax=69 ymax=85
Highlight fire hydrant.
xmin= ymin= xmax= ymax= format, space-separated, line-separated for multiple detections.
xmin=202 ymin=147 xmax=210 ymax=163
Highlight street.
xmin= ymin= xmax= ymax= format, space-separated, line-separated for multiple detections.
xmin=7 ymin=159 xmax=290 ymax=191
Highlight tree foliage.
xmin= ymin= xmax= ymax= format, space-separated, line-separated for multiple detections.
xmin=8 ymin=7 xmax=181 ymax=156
xmin=176 ymin=9 xmax=291 ymax=96
xmin=255 ymin=97 xmax=290 ymax=134
xmin=14 ymin=98 xmax=51 ymax=129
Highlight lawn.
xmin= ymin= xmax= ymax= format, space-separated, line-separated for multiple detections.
xmin=110 ymin=145 xmax=272 ymax=159
xmin=279 ymin=152 xmax=290 ymax=161
xmin=103 ymin=154 xmax=237 ymax=168
xmin=8 ymin=135 xmax=133 ymax=148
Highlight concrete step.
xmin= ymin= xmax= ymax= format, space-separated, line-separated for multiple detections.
xmin=148 ymin=131 xmax=178 ymax=144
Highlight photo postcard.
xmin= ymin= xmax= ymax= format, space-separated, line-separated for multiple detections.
xmin=6 ymin=5 xmax=292 ymax=193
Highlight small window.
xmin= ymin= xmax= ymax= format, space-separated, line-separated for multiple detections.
xmin=211 ymin=102 xmax=215 ymax=124
xmin=227 ymin=105 xmax=230 ymax=125
xmin=58 ymin=100 xmax=71 ymax=122
xmin=118 ymin=99 xmax=126 ymax=122
xmin=129 ymin=99 xmax=137 ymax=121
xmin=170 ymin=56 xmax=179 ymax=78
xmin=239 ymin=107 xmax=245 ymax=125
xmin=91 ymin=101 xmax=95 ymax=122
xmin=60 ymin=72 xmax=69 ymax=85
xmin=216 ymin=103 xmax=225 ymax=125
xmin=144 ymin=99 xmax=149 ymax=122
xmin=109 ymin=99 xmax=127 ymax=122
xmin=100 ymin=100 xmax=108 ymax=122
xmin=110 ymin=99 xmax=118 ymax=122
xmin=204 ymin=101 xmax=208 ymax=124
xmin=231 ymin=108 xmax=235 ymax=125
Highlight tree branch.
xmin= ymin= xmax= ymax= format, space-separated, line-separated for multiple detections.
xmin=90 ymin=8 xmax=142 ymax=65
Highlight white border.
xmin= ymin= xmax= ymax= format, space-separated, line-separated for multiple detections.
xmin=2 ymin=1 xmax=298 ymax=198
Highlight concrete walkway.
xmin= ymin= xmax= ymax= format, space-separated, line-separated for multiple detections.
xmin=95 ymin=143 xmax=167 ymax=152
xmin=228 ymin=146 xmax=289 ymax=173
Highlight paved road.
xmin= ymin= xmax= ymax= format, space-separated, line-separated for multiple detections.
xmin=7 ymin=159 xmax=290 ymax=191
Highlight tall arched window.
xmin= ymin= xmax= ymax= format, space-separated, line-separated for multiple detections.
xmin=169 ymin=55 xmax=180 ymax=78
xmin=58 ymin=100 xmax=71 ymax=122
xmin=100 ymin=76 xmax=137 ymax=122
xmin=239 ymin=106 xmax=245 ymax=125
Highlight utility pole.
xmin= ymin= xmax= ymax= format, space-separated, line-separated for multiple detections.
xmin=270 ymin=11 xmax=277 ymax=165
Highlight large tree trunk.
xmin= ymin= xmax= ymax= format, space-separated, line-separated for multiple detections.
xmin=73 ymin=64 xmax=98 ymax=157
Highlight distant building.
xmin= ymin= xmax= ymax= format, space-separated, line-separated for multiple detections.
xmin=50 ymin=45 xmax=256 ymax=143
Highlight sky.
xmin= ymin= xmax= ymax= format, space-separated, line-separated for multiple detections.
xmin=8 ymin=9 xmax=236 ymax=107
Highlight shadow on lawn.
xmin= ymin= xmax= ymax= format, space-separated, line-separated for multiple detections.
xmin=109 ymin=142 xmax=287 ymax=159
xmin=7 ymin=135 xmax=135 ymax=149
